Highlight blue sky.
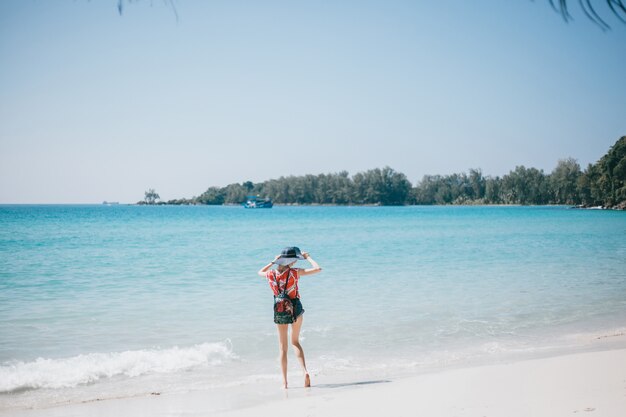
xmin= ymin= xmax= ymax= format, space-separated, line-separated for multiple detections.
xmin=1 ymin=1 xmax=624 ymax=203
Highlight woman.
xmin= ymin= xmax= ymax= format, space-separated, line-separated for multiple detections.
xmin=258 ymin=246 xmax=322 ymax=389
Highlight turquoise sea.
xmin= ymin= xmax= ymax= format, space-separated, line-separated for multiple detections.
xmin=1 ymin=205 xmax=625 ymax=411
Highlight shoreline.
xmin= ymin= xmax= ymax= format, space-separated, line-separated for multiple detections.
xmin=3 ymin=203 xmax=625 ymax=210
xmin=220 ymin=347 xmax=626 ymax=417
xmin=4 ymin=334 xmax=626 ymax=417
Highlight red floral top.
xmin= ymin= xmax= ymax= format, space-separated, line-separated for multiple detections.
xmin=266 ymin=268 xmax=300 ymax=299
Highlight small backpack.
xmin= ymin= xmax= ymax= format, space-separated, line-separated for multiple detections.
xmin=273 ymin=269 xmax=295 ymax=324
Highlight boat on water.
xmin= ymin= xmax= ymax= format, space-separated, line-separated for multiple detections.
xmin=243 ymin=196 xmax=273 ymax=208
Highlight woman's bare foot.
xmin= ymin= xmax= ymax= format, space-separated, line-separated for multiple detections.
xmin=304 ymin=373 xmax=311 ymax=388
xmin=282 ymin=382 xmax=288 ymax=389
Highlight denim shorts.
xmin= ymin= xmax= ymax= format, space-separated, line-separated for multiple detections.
xmin=292 ymin=298 xmax=305 ymax=319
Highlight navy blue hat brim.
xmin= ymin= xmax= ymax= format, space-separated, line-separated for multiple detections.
xmin=274 ymin=256 xmax=305 ymax=266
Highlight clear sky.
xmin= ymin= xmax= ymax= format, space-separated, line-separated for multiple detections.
xmin=1 ymin=1 xmax=624 ymax=203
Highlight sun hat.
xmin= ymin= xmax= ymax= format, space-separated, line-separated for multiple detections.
xmin=274 ymin=246 xmax=305 ymax=266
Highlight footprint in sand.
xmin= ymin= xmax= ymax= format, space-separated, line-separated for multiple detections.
xmin=584 ymin=407 xmax=595 ymax=412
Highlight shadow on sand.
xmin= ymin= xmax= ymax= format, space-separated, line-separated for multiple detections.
xmin=315 ymin=379 xmax=391 ymax=389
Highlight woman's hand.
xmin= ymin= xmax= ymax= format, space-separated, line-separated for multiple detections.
xmin=302 ymin=252 xmax=310 ymax=259
xmin=258 ymin=256 xmax=280 ymax=277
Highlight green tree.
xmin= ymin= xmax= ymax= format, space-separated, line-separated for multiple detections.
xmin=379 ymin=166 xmax=412 ymax=205
xmin=144 ymin=188 xmax=160 ymax=204
xmin=223 ymin=183 xmax=248 ymax=204
xmin=243 ymin=181 xmax=254 ymax=193
xmin=468 ymin=169 xmax=486 ymax=201
xmin=196 ymin=187 xmax=225 ymax=205
xmin=576 ymin=164 xmax=595 ymax=206
xmin=484 ymin=177 xmax=502 ymax=204
xmin=328 ymin=171 xmax=352 ymax=204
xmin=501 ymin=166 xmax=549 ymax=204
xmin=581 ymin=136 xmax=626 ymax=207
xmin=351 ymin=167 xmax=411 ymax=205
xmin=550 ymin=158 xmax=582 ymax=204
xmin=414 ymin=175 xmax=440 ymax=204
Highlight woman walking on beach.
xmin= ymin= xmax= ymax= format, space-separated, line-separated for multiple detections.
xmin=258 ymin=247 xmax=322 ymax=389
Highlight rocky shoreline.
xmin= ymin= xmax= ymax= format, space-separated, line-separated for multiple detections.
xmin=572 ymin=201 xmax=626 ymax=210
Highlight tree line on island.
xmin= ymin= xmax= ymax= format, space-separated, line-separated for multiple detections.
xmin=140 ymin=136 xmax=626 ymax=209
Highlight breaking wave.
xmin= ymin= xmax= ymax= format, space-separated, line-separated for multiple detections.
xmin=0 ymin=341 xmax=234 ymax=393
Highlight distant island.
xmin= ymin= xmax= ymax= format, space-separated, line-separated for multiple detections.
xmin=138 ymin=136 xmax=626 ymax=209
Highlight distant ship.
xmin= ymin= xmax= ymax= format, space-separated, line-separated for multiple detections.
xmin=243 ymin=196 xmax=273 ymax=208
xmin=102 ymin=201 xmax=120 ymax=205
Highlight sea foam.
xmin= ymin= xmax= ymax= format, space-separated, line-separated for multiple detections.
xmin=0 ymin=341 xmax=234 ymax=393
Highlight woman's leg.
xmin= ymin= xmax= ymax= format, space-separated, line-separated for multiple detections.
xmin=276 ymin=324 xmax=289 ymax=388
xmin=290 ymin=315 xmax=311 ymax=387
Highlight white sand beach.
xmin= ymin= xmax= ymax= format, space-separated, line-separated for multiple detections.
xmin=5 ymin=345 xmax=625 ymax=417
xmin=220 ymin=348 xmax=626 ymax=417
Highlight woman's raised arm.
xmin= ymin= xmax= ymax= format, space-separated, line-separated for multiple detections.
xmin=299 ymin=252 xmax=322 ymax=276
xmin=258 ymin=255 xmax=280 ymax=277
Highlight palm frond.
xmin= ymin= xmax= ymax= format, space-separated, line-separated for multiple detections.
xmin=548 ymin=0 xmax=626 ymax=29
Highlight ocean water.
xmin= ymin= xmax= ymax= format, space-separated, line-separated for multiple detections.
xmin=1 ymin=205 xmax=625 ymax=410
